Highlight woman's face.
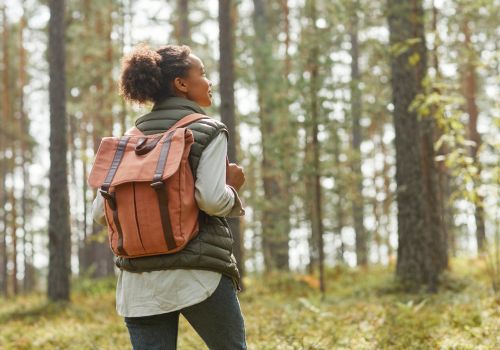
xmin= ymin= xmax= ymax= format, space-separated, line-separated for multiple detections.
xmin=176 ymin=54 xmax=212 ymax=107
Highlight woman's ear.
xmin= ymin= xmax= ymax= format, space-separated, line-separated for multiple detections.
xmin=173 ymin=77 xmax=188 ymax=93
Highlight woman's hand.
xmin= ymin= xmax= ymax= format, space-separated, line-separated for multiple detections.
xmin=226 ymin=162 xmax=246 ymax=191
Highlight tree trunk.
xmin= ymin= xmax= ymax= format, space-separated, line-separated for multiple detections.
xmin=78 ymin=0 xmax=93 ymax=275
xmin=0 ymin=4 xmax=10 ymax=297
xmin=88 ymin=6 xmax=116 ymax=278
xmin=279 ymin=0 xmax=294 ymax=271
xmin=100 ymin=2 xmax=117 ymax=277
xmin=19 ymin=7 xmax=34 ymax=293
xmin=175 ymin=0 xmax=191 ymax=45
xmin=67 ymin=111 xmax=79 ymax=276
xmin=462 ymin=20 xmax=486 ymax=254
xmin=349 ymin=1 xmax=368 ymax=266
xmin=431 ymin=1 xmax=455 ymax=259
xmin=306 ymin=0 xmax=325 ymax=294
xmin=372 ymin=145 xmax=383 ymax=264
xmin=118 ymin=0 xmax=128 ymax=134
xmin=388 ymin=0 xmax=446 ymax=291
xmin=219 ymin=0 xmax=245 ymax=284
xmin=9 ymin=187 xmax=18 ymax=295
xmin=281 ymin=0 xmax=291 ymax=78
xmin=380 ymin=139 xmax=394 ymax=261
xmin=305 ymin=124 xmax=317 ymax=273
xmin=418 ymin=2 xmax=448 ymax=274
xmin=333 ymin=122 xmax=346 ymax=264
xmin=252 ymin=0 xmax=290 ymax=271
xmin=48 ymin=0 xmax=71 ymax=301
xmin=79 ymin=144 xmax=89 ymax=275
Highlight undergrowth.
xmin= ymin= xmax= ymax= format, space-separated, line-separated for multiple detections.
xmin=0 ymin=258 xmax=499 ymax=349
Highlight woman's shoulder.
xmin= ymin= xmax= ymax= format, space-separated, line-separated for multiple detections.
xmin=188 ymin=117 xmax=228 ymax=141
xmin=191 ymin=115 xmax=227 ymax=129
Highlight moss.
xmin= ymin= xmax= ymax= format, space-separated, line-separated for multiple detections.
xmin=0 ymin=258 xmax=499 ymax=349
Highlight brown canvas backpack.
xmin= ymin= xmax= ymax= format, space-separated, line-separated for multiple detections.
xmin=87 ymin=113 xmax=207 ymax=258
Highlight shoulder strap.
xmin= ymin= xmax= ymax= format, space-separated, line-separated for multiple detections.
xmin=169 ymin=113 xmax=208 ymax=130
xmin=126 ymin=113 xmax=208 ymax=137
xmin=125 ymin=127 xmax=143 ymax=136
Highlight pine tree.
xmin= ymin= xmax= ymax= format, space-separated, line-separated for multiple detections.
xmin=67 ymin=0 xmax=119 ymax=278
xmin=48 ymin=0 xmax=71 ymax=301
xmin=251 ymin=0 xmax=291 ymax=271
xmin=462 ymin=18 xmax=486 ymax=253
xmin=348 ymin=0 xmax=368 ymax=266
xmin=1 ymin=4 xmax=11 ymax=297
xmin=175 ymin=0 xmax=191 ymax=45
xmin=18 ymin=4 xmax=35 ymax=293
xmin=219 ymin=0 xmax=245 ymax=282
xmin=388 ymin=0 xmax=446 ymax=291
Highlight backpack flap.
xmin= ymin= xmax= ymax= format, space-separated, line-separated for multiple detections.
xmin=87 ymin=127 xmax=194 ymax=189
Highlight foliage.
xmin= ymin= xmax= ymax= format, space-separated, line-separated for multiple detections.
xmin=1 ymin=259 xmax=500 ymax=349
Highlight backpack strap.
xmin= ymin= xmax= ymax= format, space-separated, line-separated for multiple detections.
xmin=99 ymin=136 xmax=131 ymax=255
xmin=151 ymin=131 xmax=176 ymax=250
xmin=169 ymin=113 xmax=208 ymax=130
xmin=149 ymin=113 xmax=207 ymax=251
xmin=125 ymin=126 xmax=143 ymax=136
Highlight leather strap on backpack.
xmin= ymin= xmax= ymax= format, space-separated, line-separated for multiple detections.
xmin=151 ymin=131 xmax=176 ymax=250
xmin=169 ymin=113 xmax=207 ymax=129
xmin=126 ymin=113 xmax=208 ymax=137
xmin=100 ymin=136 xmax=130 ymax=255
xmin=150 ymin=113 xmax=207 ymax=251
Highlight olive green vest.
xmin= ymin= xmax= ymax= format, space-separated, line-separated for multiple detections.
xmin=114 ymin=97 xmax=241 ymax=291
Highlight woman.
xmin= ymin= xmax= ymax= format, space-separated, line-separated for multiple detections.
xmin=92 ymin=44 xmax=247 ymax=350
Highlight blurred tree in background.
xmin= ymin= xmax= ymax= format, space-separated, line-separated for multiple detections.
xmin=47 ymin=0 xmax=71 ymax=301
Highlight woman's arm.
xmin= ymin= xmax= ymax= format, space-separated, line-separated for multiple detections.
xmin=195 ymin=132 xmax=245 ymax=217
xmin=92 ymin=193 xmax=107 ymax=226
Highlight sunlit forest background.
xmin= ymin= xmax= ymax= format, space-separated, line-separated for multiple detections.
xmin=0 ymin=0 xmax=499 ymax=349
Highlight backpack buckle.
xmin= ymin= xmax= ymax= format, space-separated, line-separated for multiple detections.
xmin=135 ymin=136 xmax=161 ymax=155
xmin=99 ymin=189 xmax=117 ymax=211
xmin=151 ymin=180 xmax=165 ymax=190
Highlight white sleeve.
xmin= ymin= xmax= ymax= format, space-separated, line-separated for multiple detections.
xmin=195 ymin=132 xmax=245 ymax=217
xmin=92 ymin=193 xmax=107 ymax=226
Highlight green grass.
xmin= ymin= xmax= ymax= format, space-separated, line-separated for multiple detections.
xmin=1 ymin=258 xmax=499 ymax=349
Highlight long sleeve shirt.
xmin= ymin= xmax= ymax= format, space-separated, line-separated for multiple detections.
xmin=92 ymin=132 xmax=244 ymax=317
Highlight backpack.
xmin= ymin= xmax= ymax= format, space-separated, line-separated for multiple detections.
xmin=87 ymin=113 xmax=207 ymax=258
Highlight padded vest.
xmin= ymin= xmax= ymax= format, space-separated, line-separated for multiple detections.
xmin=114 ymin=97 xmax=241 ymax=291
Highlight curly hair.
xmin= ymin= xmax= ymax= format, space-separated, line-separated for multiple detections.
xmin=119 ymin=44 xmax=192 ymax=104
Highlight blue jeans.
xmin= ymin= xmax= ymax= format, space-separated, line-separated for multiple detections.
xmin=124 ymin=275 xmax=247 ymax=350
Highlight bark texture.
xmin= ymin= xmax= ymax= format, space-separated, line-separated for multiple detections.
xmin=48 ymin=0 xmax=71 ymax=301
xmin=219 ymin=0 xmax=245 ymax=284
xmin=388 ymin=0 xmax=447 ymax=290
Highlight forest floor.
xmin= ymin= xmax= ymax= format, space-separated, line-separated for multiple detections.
xmin=0 ymin=258 xmax=499 ymax=350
